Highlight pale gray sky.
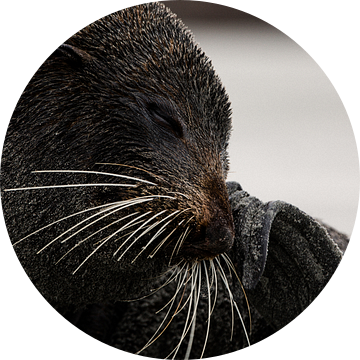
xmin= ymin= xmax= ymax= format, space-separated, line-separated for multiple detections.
xmin=165 ymin=1 xmax=359 ymax=236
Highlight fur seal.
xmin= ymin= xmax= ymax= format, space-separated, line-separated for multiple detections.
xmin=0 ymin=2 xmax=349 ymax=359
xmin=1 ymin=2 xmax=240 ymax=357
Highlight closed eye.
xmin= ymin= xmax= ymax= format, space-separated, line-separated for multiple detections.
xmin=147 ymin=103 xmax=184 ymax=138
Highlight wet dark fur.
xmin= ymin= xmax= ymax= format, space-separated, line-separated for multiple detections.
xmin=1 ymin=4 xmax=234 ymax=313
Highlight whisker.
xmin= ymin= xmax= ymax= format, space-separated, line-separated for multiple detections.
xmin=232 ymin=299 xmax=250 ymax=347
xmin=209 ymin=260 xmax=218 ymax=318
xmin=148 ymin=261 xmax=187 ymax=298
xmin=166 ymin=264 xmax=194 ymax=359
xmin=221 ymin=253 xmax=252 ymax=336
xmin=184 ymin=289 xmax=196 ymax=360
xmin=168 ymin=224 xmax=186 ymax=266
xmin=32 ymin=169 xmax=157 ymax=186
xmin=37 ymin=203 xmax=124 ymax=254
xmin=172 ymin=263 xmax=198 ymax=316
xmin=119 ymin=210 xmax=169 ymax=262
xmin=215 ymin=257 xmax=235 ymax=341
xmin=114 ymin=211 xmax=163 ymax=260
xmin=170 ymin=262 xmax=201 ymax=360
xmin=72 ymin=212 xmax=151 ymax=274
xmin=149 ymin=208 xmax=190 ymax=258
xmin=12 ymin=200 xmax=129 ymax=246
xmin=112 ymin=212 xmax=153 ymax=257
xmin=55 ymin=212 xmax=140 ymax=265
xmin=156 ymin=265 xmax=189 ymax=315
xmin=215 ymin=257 xmax=250 ymax=346
xmin=58 ymin=203 xmax=138 ymax=244
xmin=148 ymin=227 xmax=177 ymax=259
xmin=4 ymin=183 xmax=136 ymax=192
xmin=200 ymin=261 xmax=211 ymax=359
xmin=95 ymin=163 xmax=167 ymax=185
xmin=137 ymin=265 xmax=189 ymax=354
xmin=175 ymin=221 xmax=193 ymax=255
xmin=4 ymin=166 xmax=165 ymax=193
xmin=111 ymin=221 xmax=152 ymax=245
xmin=37 ymin=197 xmax=154 ymax=254
xmin=122 ymin=262 xmax=186 ymax=303
xmin=168 ymin=191 xmax=190 ymax=200
xmin=134 ymin=209 xmax=192 ymax=262
xmin=185 ymin=263 xmax=203 ymax=360
xmin=12 ymin=194 xmax=168 ymax=247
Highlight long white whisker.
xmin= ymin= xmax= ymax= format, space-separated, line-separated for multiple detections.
xmin=95 ymin=163 xmax=166 ymax=184
xmin=148 ymin=208 xmax=192 ymax=259
xmin=133 ymin=210 xmax=185 ymax=262
xmin=4 ymin=183 xmax=136 ymax=192
xmin=184 ymin=263 xmax=201 ymax=360
xmin=166 ymin=264 xmax=194 ymax=359
xmin=112 ymin=211 xmax=153 ymax=258
xmin=72 ymin=212 xmax=150 ymax=275
xmin=137 ymin=265 xmax=189 ymax=354
xmin=121 ymin=210 xmax=170 ymax=263
xmin=149 ymin=227 xmax=177 ymax=259
xmin=209 ymin=259 xmax=218 ymax=318
xmin=128 ymin=210 xmax=170 ymax=250
xmin=122 ymin=263 xmax=185 ymax=303
xmin=111 ymin=221 xmax=151 ymax=244
xmin=172 ymin=215 xmax=195 ymax=260
xmin=148 ymin=262 xmax=187 ymax=300
xmin=114 ymin=211 xmax=160 ymax=260
xmin=37 ymin=203 xmax=125 ymax=254
xmin=32 ymin=169 xmax=157 ymax=186
xmin=231 ymin=298 xmax=250 ymax=347
xmin=12 ymin=195 xmax=168 ymax=247
xmin=156 ymin=265 xmax=189 ymax=315
xmin=215 ymin=257 xmax=250 ymax=346
xmin=200 ymin=260 xmax=212 ymax=359
xmin=59 ymin=202 xmax=143 ymax=245
xmin=215 ymin=257 xmax=235 ymax=341
xmin=172 ymin=264 xmax=199 ymax=316
xmin=12 ymin=200 xmax=129 ymax=246
xmin=175 ymin=222 xmax=193 ymax=255
xmin=37 ymin=197 xmax=154 ymax=254
xmin=171 ymin=262 xmax=201 ymax=360
xmin=168 ymin=224 xmax=186 ymax=266
xmin=168 ymin=191 xmax=190 ymax=200
xmin=55 ymin=212 xmax=140 ymax=264
xmin=221 ymin=253 xmax=252 ymax=336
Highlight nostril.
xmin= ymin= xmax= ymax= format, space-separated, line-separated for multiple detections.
xmin=181 ymin=217 xmax=234 ymax=260
xmin=205 ymin=220 xmax=234 ymax=254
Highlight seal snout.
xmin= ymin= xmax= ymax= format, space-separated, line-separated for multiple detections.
xmin=180 ymin=192 xmax=235 ymax=260
xmin=204 ymin=215 xmax=235 ymax=254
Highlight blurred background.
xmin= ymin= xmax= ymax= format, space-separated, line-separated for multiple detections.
xmin=163 ymin=1 xmax=359 ymax=236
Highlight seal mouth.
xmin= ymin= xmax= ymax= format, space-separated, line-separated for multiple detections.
xmin=178 ymin=223 xmax=235 ymax=261
xmin=179 ymin=245 xmax=219 ymax=261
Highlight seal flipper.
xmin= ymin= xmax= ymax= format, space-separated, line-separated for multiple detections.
xmin=226 ymin=181 xmax=273 ymax=290
xmin=227 ymin=181 xmax=344 ymax=331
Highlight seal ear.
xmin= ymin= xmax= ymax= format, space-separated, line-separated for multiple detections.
xmin=52 ymin=43 xmax=92 ymax=68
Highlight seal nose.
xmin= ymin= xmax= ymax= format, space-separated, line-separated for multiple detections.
xmin=181 ymin=200 xmax=235 ymax=260
xmin=178 ymin=177 xmax=235 ymax=260
xmin=203 ymin=215 xmax=234 ymax=255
